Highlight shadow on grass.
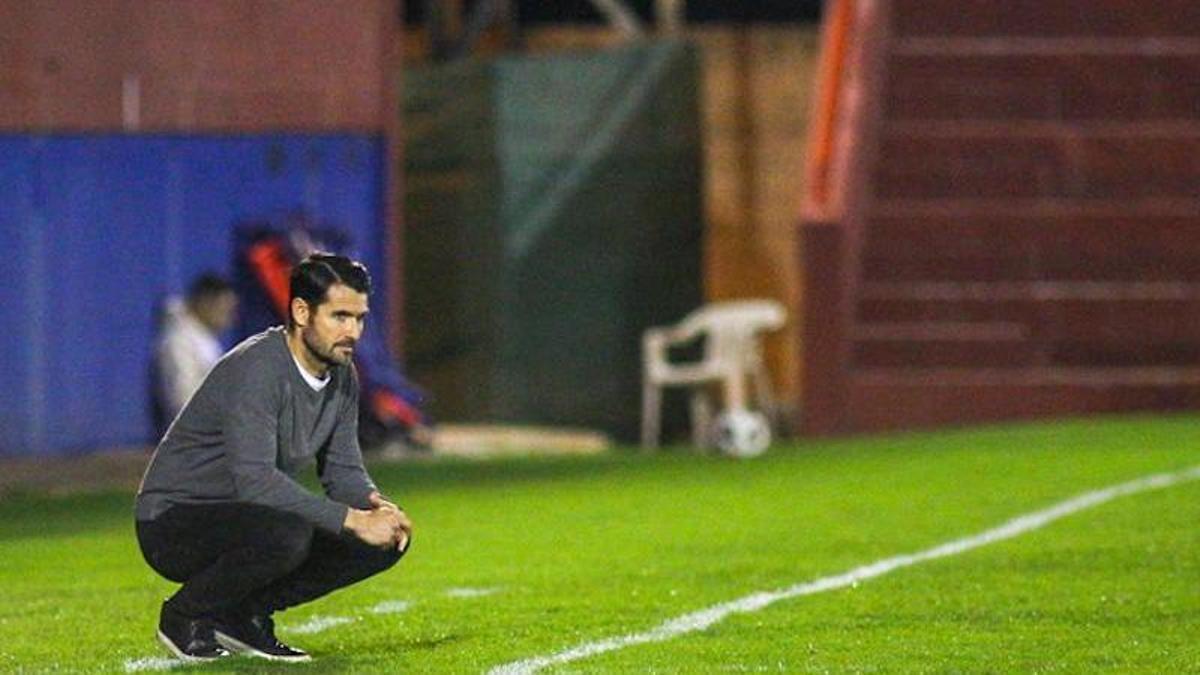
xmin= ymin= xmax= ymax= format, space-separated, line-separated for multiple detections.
xmin=181 ymin=654 xmax=355 ymax=672
xmin=0 ymin=490 xmax=135 ymax=541
xmin=197 ymin=634 xmax=466 ymax=671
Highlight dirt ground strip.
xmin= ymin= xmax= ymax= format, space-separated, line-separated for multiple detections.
xmin=0 ymin=448 xmax=151 ymax=497
xmin=0 ymin=425 xmax=611 ymax=498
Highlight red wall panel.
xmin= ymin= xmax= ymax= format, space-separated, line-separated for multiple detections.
xmin=0 ymin=0 xmax=396 ymax=132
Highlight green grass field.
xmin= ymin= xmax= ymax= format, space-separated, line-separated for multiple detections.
xmin=2 ymin=415 xmax=1200 ymax=673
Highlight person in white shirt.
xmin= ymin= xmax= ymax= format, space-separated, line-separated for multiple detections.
xmin=156 ymin=274 xmax=239 ymax=425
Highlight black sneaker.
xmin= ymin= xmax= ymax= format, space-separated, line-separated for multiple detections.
xmin=157 ymin=602 xmax=230 ymax=661
xmin=214 ymin=611 xmax=311 ymax=662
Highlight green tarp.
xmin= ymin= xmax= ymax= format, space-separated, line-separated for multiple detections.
xmin=404 ymin=41 xmax=703 ymax=442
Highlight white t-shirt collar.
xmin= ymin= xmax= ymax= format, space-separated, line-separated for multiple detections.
xmin=291 ymin=351 xmax=331 ymax=391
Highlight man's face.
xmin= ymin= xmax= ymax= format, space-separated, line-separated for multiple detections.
xmin=195 ymin=292 xmax=238 ymax=334
xmin=299 ymin=284 xmax=369 ymax=368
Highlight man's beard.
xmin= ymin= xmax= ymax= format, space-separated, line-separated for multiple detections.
xmin=302 ymin=328 xmax=354 ymax=367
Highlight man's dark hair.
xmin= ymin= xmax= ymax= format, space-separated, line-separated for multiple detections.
xmin=186 ymin=273 xmax=233 ymax=303
xmin=288 ymin=252 xmax=371 ymax=327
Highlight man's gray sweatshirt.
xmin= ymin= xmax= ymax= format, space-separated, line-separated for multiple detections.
xmin=136 ymin=327 xmax=377 ymax=534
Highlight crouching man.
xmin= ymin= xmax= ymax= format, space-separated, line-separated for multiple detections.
xmin=135 ymin=253 xmax=412 ymax=662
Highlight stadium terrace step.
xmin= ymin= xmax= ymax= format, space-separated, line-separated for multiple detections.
xmin=852 ymin=283 xmax=1200 ymax=371
xmin=852 ymin=339 xmax=1039 ymax=369
xmin=869 ymin=198 xmax=1200 ymax=219
xmin=873 ymin=130 xmax=1200 ymax=200
xmin=860 ymin=213 xmax=1200 ymax=279
xmin=892 ymin=0 xmax=1200 ymax=39
xmin=856 ymin=283 xmax=1200 ymax=340
xmin=851 ymin=321 xmax=1028 ymax=342
xmin=851 ymin=321 xmax=1031 ymax=368
xmin=853 ymin=339 xmax=1200 ymax=370
xmin=891 ymin=37 xmax=1200 ymax=58
xmin=858 ymin=281 xmax=1200 ymax=302
xmin=865 ymin=212 xmax=1200 ymax=255
xmin=887 ymin=51 xmax=1200 ymax=122
xmin=1049 ymin=343 xmax=1200 ymax=368
xmin=860 ymin=256 xmax=1200 ymax=284
xmin=844 ymin=368 xmax=1200 ymax=433
xmin=853 ymin=367 xmax=1200 ymax=387
xmin=883 ymin=121 xmax=1200 ymax=137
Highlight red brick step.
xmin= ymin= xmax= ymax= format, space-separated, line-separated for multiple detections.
xmin=844 ymin=367 xmax=1200 ymax=433
xmin=887 ymin=51 xmax=1200 ymax=122
xmin=892 ymin=0 xmax=1200 ymax=39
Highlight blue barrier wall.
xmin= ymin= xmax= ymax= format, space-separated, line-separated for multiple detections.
xmin=0 ymin=135 xmax=385 ymax=457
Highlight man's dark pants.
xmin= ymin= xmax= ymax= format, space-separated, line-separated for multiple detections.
xmin=136 ymin=503 xmax=405 ymax=619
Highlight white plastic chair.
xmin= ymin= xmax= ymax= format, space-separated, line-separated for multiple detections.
xmin=641 ymin=299 xmax=786 ymax=448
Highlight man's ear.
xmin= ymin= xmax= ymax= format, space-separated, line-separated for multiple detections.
xmin=291 ymin=297 xmax=310 ymax=328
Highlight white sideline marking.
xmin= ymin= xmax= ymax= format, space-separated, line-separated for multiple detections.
xmin=447 ymin=586 xmax=502 ymax=598
xmin=371 ymin=599 xmax=413 ymax=614
xmin=489 ymin=465 xmax=1200 ymax=675
xmin=123 ymin=656 xmax=181 ymax=672
xmin=284 ymin=614 xmax=355 ymax=635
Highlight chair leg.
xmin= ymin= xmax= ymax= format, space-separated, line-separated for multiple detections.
xmin=642 ymin=380 xmax=662 ymax=450
xmin=752 ymin=364 xmax=776 ymax=426
xmin=724 ymin=369 xmax=748 ymax=412
xmin=690 ymin=390 xmax=712 ymax=449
